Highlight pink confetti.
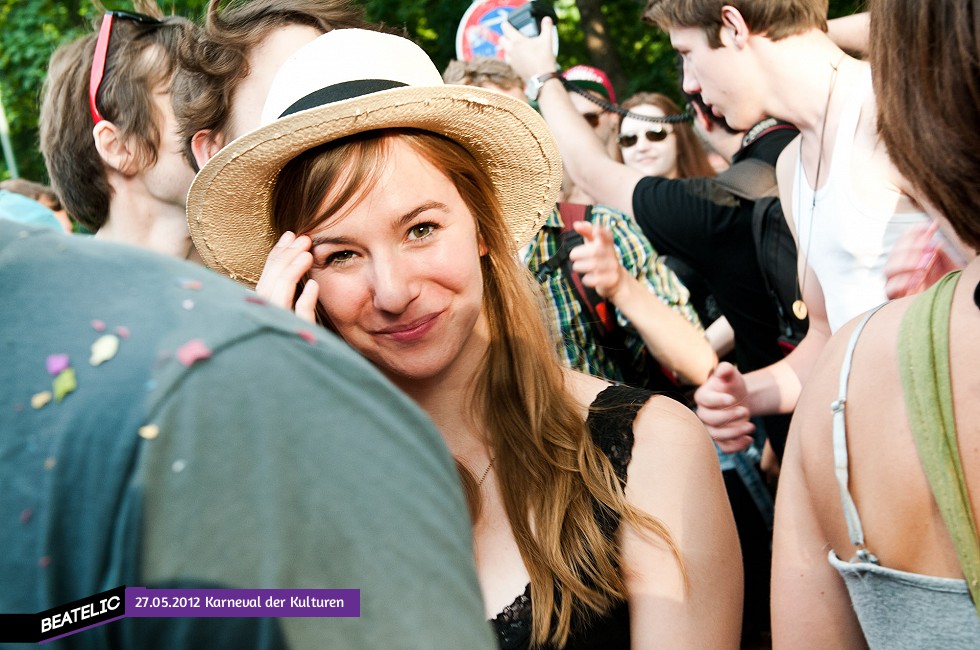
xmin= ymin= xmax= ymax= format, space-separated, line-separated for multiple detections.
xmin=91 ymin=320 xmax=106 ymax=332
xmin=176 ymin=339 xmax=212 ymax=367
xmin=39 ymin=556 xmax=51 ymax=568
xmin=115 ymin=326 xmax=130 ymax=339
xmin=20 ymin=508 xmax=33 ymax=524
xmin=297 ymin=330 xmax=316 ymax=344
xmin=46 ymin=354 xmax=69 ymax=376
xmin=245 ymin=295 xmax=267 ymax=306
xmin=177 ymin=278 xmax=203 ymax=290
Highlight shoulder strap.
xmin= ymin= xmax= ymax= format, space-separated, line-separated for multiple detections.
xmin=898 ymin=271 xmax=980 ymax=616
xmin=553 ymin=203 xmax=615 ymax=336
xmin=832 ymin=302 xmax=888 ymax=563
xmin=711 ymin=158 xmax=779 ymax=201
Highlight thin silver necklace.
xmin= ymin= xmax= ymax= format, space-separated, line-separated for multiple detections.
xmin=793 ymin=53 xmax=847 ymax=321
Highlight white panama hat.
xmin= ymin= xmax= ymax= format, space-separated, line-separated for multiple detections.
xmin=186 ymin=28 xmax=562 ymax=287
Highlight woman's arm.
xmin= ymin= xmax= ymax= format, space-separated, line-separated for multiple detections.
xmin=621 ymin=395 xmax=742 ymax=648
xmin=570 ymin=221 xmax=718 ymax=385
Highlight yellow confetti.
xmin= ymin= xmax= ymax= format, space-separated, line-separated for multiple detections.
xmin=44 ymin=457 xmax=56 ymax=470
xmin=31 ymin=391 xmax=52 ymax=409
xmin=138 ymin=424 xmax=160 ymax=440
xmin=53 ymin=368 xmax=77 ymax=402
xmin=90 ymin=334 xmax=120 ymax=366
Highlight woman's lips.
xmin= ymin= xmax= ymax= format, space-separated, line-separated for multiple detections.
xmin=375 ymin=312 xmax=442 ymax=343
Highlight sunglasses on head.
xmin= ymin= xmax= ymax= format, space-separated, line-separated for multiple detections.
xmin=89 ymin=10 xmax=164 ymax=124
xmin=618 ymin=128 xmax=670 ymax=148
xmin=581 ymin=112 xmax=604 ymax=128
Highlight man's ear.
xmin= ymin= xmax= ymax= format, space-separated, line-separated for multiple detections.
xmin=191 ymin=129 xmax=226 ymax=170
xmin=93 ymin=121 xmax=141 ymax=176
xmin=720 ymin=5 xmax=749 ymax=48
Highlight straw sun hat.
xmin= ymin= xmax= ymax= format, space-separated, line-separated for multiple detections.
xmin=186 ymin=28 xmax=563 ymax=288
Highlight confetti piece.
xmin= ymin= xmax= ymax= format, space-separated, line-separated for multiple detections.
xmin=176 ymin=278 xmax=203 ymax=290
xmin=145 ymin=379 xmax=157 ymax=391
xmin=39 ymin=556 xmax=51 ymax=568
xmin=297 ymin=329 xmax=316 ymax=344
xmin=138 ymin=424 xmax=160 ymax=440
xmin=245 ymin=295 xmax=267 ymax=305
xmin=115 ymin=326 xmax=130 ymax=339
xmin=44 ymin=457 xmax=56 ymax=470
xmin=46 ymin=354 xmax=70 ymax=376
xmin=91 ymin=320 xmax=106 ymax=332
xmin=176 ymin=339 xmax=211 ymax=367
xmin=172 ymin=459 xmax=187 ymax=473
xmin=90 ymin=334 xmax=120 ymax=366
xmin=31 ymin=392 xmax=52 ymax=410
xmin=53 ymin=369 xmax=77 ymax=402
xmin=182 ymin=299 xmax=195 ymax=310
xmin=20 ymin=509 xmax=33 ymax=524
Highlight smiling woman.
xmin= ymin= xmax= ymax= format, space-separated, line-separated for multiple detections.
xmin=186 ymin=28 xmax=742 ymax=649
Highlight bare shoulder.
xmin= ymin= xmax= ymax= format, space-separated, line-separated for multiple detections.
xmin=630 ymin=395 xmax=718 ymax=483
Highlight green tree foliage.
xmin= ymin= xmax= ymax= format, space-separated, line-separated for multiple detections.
xmin=0 ymin=0 xmax=864 ymax=184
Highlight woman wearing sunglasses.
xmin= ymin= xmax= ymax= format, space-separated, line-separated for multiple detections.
xmin=617 ymin=93 xmax=715 ymax=180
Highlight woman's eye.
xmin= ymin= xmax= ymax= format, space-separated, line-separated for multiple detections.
xmin=409 ymin=223 xmax=436 ymax=240
xmin=312 ymin=249 xmax=355 ymax=268
xmin=327 ymin=250 xmax=355 ymax=265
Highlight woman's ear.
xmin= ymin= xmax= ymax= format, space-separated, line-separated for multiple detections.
xmin=92 ymin=121 xmax=141 ymax=176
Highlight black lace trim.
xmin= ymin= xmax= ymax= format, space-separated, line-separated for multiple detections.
xmin=489 ymin=385 xmax=650 ymax=649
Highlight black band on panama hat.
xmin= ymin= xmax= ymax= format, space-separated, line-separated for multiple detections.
xmin=186 ymin=29 xmax=562 ymax=288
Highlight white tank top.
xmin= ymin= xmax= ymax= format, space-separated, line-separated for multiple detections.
xmin=792 ymin=68 xmax=928 ymax=332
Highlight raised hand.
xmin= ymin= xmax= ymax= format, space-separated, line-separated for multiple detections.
xmin=254 ymin=231 xmax=319 ymax=324
xmin=569 ymin=220 xmax=626 ymax=299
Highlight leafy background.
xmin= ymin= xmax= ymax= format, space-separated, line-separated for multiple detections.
xmin=0 ymin=0 xmax=863 ymax=184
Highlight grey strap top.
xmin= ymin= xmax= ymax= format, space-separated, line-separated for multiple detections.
xmin=829 ymin=303 xmax=980 ymax=648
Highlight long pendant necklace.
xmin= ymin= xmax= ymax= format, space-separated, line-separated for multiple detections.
xmin=793 ymin=53 xmax=847 ymax=321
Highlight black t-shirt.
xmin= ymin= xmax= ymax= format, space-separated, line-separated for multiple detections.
xmin=631 ymin=124 xmax=798 ymax=374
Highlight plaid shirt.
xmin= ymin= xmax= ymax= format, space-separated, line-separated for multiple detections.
xmin=523 ymin=204 xmax=702 ymax=382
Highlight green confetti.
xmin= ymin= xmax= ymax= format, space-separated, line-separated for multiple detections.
xmin=53 ymin=368 xmax=77 ymax=402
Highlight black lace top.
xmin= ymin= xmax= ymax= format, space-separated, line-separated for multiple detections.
xmin=489 ymin=384 xmax=652 ymax=649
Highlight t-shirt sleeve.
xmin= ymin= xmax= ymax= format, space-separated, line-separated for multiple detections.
xmin=132 ymin=329 xmax=495 ymax=649
xmin=631 ymin=175 xmax=738 ymax=270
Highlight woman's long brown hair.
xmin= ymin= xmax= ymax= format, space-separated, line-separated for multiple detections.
xmin=870 ymin=0 xmax=980 ymax=250
xmin=271 ymin=128 xmax=680 ymax=646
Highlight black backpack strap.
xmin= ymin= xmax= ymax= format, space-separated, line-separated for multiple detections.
xmin=536 ymin=203 xmax=617 ymax=337
xmin=711 ymin=158 xmax=779 ymax=200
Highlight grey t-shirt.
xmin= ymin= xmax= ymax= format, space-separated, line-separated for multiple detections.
xmin=0 ymin=220 xmax=494 ymax=649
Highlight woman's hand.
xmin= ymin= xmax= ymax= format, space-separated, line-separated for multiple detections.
xmin=254 ymin=231 xmax=319 ymax=324
xmin=884 ymin=221 xmax=961 ymax=298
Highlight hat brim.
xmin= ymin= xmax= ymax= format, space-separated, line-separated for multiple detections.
xmin=187 ymin=85 xmax=562 ymax=288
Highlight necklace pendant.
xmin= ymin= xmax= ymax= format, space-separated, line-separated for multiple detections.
xmin=792 ymin=299 xmax=809 ymax=320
